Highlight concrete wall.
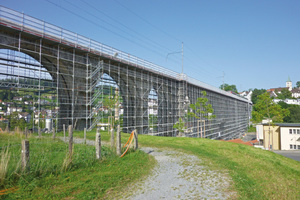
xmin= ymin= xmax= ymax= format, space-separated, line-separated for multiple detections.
xmin=263 ymin=125 xmax=280 ymax=150
xmin=256 ymin=124 xmax=264 ymax=140
xmin=280 ymin=127 xmax=300 ymax=150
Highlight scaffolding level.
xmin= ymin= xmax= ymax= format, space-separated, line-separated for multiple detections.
xmin=0 ymin=6 xmax=252 ymax=139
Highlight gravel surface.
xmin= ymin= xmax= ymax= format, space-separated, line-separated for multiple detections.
xmin=123 ymin=147 xmax=236 ymax=200
xmin=58 ymin=137 xmax=235 ymax=199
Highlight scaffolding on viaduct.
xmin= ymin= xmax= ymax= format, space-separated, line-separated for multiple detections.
xmin=0 ymin=6 xmax=252 ymax=140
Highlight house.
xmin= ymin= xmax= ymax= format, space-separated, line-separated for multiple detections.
xmin=7 ymin=107 xmax=23 ymax=114
xmin=239 ymin=91 xmax=252 ymax=101
xmin=256 ymin=123 xmax=300 ymax=150
xmin=24 ymin=95 xmax=32 ymax=99
xmin=18 ymin=112 xmax=32 ymax=123
xmin=267 ymin=77 xmax=300 ymax=99
xmin=291 ymin=88 xmax=300 ymax=98
xmin=24 ymin=101 xmax=33 ymax=105
xmin=273 ymin=99 xmax=300 ymax=105
xmin=13 ymin=96 xmax=23 ymax=101
xmin=267 ymin=87 xmax=288 ymax=98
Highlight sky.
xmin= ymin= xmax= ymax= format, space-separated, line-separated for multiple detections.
xmin=1 ymin=0 xmax=300 ymax=92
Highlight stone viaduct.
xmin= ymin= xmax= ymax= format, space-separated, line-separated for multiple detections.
xmin=0 ymin=6 xmax=251 ymax=139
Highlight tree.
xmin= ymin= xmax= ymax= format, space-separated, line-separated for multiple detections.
xmin=219 ymin=84 xmax=238 ymax=93
xmin=296 ymin=81 xmax=300 ymax=88
xmin=276 ymin=88 xmax=292 ymax=100
xmin=278 ymin=102 xmax=300 ymax=123
xmin=288 ymin=106 xmax=300 ymax=123
xmin=102 ymin=87 xmax=120 ymax=134
xmin=251 ymin=88 xmax=266 ymax=104
xmin=173 ymin=117 xmax=186 ymax=134
xmin=188 ymin=91 xmax=216 ymax=138
xmin=251 ymin=92 xmax=289 ymax=150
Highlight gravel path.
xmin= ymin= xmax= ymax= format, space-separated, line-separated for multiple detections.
xmin=123 ymin=147 xmax=235 ymax=200
xmin=58 ymin=137 xmax=235 ymax=199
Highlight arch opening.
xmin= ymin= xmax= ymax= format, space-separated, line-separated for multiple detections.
xmin=0 ymin=49 xmax=57 ymax=133
xmin=148 ymin=88 xmax=158 ymax=135
xmin=94 ymin=73 xmax=123 ymax=132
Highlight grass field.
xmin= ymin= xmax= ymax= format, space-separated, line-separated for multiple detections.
xmin=76 ymin=129 xmax=300 ymax=200
xmin=0 ymin=133 xmax=155 ymax=199
xmin=1 ymin=129 xmax=299 ymax=199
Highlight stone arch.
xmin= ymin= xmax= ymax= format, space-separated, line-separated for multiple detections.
xmin=0 ymin=48 xmax=59 ymax=130
xmin=148 ymin=88 xmax=158 ymax=135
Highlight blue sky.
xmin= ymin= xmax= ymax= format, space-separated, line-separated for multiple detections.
xmin=1 ymin=0 xmax=300 ymax=91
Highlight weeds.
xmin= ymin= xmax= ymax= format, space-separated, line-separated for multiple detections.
xmin=61 ymin=151 xmax=73 ymax=172
xmin=0 ymin=146 xmax=10 ymax=186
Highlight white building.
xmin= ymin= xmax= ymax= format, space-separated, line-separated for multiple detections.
xmin=273 ymin=98 xmax=300 ymax=105
xmin=239 ymin=91 xmax=253 ymax=101
xmin=7 ymin=107 xmax=23 ymax=115
xmin=256 ymin=123 xmax=300 ymax=150
xmin=278 ymin=124 xmax=300 ymax=150
xmin=286 ymin=76 xmax=292 ymax=91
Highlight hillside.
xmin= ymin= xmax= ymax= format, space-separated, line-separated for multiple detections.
xmin=1 ymin=130 xmax=299 ymax=199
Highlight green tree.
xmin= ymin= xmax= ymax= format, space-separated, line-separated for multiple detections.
xmin=188 ymin=91 xmax=216 ymax=138
xmin=288 ymin=106 xmax=300 ymax=123
xmin=296 ymin=81 xmax=300 ymax=88
xmin=219 ymin=84 xmax=238 ymax=93
xmin=173 ymin=117 xmax=186 ymax=134
xmin=278 ymin=102 xmax=300 ymax=123
xmin=252 ymin=92 xmax=289 ymax=150
xmin=251 ymin=88 xmax=266 ymax=105
xmin=102 ymin=87 xmax=120 ymax=131
xmin=276 ymin=88 xmax=292 ymax=100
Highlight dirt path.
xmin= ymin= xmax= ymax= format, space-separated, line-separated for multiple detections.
xmin=59 ymin=137 xmax=235 ymax=199
xmin=123 ymin=147 xmax=236 ymax=200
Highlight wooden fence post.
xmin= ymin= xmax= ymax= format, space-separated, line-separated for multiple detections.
xmin=24 ymin=127 xmax=28 ymax=138
xmin=38 ymin=127 xmax=41 ymax=138
xmin=68 ymin=125 xmax=73 ymax=160
xmin=63 ymin=124 xmax=66 ymax=142
xmin=84 ymin=127 xmax=87 ymax=144
xmin=116 ymin=125 xmax=121 ymax=156
xmin=110 ymin=128 xmax=114 ymax=149
xmin=133 ymin=129 xmax=138 ymax=150
xmin=5 ymin=125 xmax=9 ymax=134
xmin=52 ymin=128 xmax=56 ymax=140
xmin=96 ymin=128 xmax=101 ymax=159
xmin=21 ymin=140 xmax=30 ymax=172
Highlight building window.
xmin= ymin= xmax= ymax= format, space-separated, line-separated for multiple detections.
xmin=289 ymin=129 xmax=292 ymax=134
xmin=298 ymin=145 xmax=300 ymax=150
xmin=294 ymin=145 xmax=297 ymax=150
xmin=297 ymin=129 xmax=300 ymax=134
xmin=293 ymin=129 xmax=296 ymax=134
xmin=290 ymin=144 xmax=293 ymax=149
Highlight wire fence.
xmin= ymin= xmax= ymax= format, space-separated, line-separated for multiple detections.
xmin=0 ymin=127 xmax=108 ymax=189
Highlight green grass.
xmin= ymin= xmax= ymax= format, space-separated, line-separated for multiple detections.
xmin=247 ymin=125 xmax=256 ymax=132
xmin=72 ymin=129 xmax=299 ymax=200
xmin=0 ymin=133 xmax=155 ymax=199
xmin=138 ymin=135 xmax=299 ymax=200
xmin=3 ymin=128 xmax=299 ymax=199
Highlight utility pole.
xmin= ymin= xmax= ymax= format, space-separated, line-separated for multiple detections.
xmin=166 ymin=42 xmax=184 ymax=74
xmin=222 ymin=71 xmax=225 ymax=90
xmin=181 ymin=42 xmax=183 ymax=74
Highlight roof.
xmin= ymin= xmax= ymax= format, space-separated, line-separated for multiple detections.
xmin=226 ymin=138 xmax=259 ymax=146
xmin=261 ymin=123 xmax=300 ymax=127
xmin=267 ymin=87 xmax=289 ymax=92
xmin=291 ymin=88 xmax=300 ymax=93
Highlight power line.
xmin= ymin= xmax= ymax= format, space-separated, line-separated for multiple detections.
xmin=79 ymin=0 xmax=175 ymax=54
xmin=113 ymin=0 xmax=181 ymax=43
xmin=45 ymin=0 xmax=178 ymax=64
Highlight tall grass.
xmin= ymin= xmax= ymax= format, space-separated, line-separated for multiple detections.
xmin=0 ymin=132 xmax=155 ymax=199
xmin=0 ymin=147 xmax=10 ymax=186
xmin=56 ymin=128 xmax=300 ymax=199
